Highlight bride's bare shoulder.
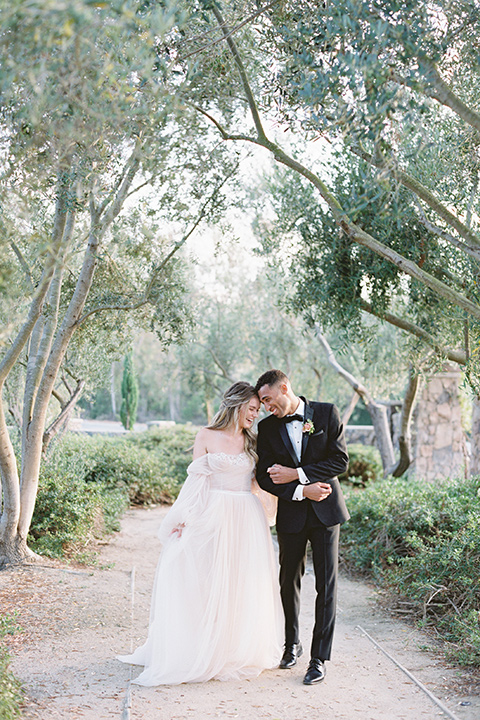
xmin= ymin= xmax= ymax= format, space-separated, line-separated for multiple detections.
xmin=193 ymin=427 xmax=218 ymax=457
xmin=195 ymin=426 xmax=218 ymax=440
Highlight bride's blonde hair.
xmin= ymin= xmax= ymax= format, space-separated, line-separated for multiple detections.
xmin=207 ymin=381 xmax=259 ymax=463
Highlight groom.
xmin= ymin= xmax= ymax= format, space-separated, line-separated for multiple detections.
xmin=255 ymin=369 xmax=349 ymax=685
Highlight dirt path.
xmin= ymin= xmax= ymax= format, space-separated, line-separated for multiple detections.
xmin=3 ymin=506 xmax=479 ymax=720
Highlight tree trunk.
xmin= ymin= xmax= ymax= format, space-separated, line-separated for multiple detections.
xmin=389 ymin=370 xmax=420 ymax=477
xmin=0 ymin=532 xmax=37 ymax=567
xmin=0 ymin=175 xmax=71 ymax=565
xmin=205 ymin=395 xmax=214 ymax=424
xmin=314 ymin=328 xmax=395 ymax=475
xmin=0 ymin=148 xmax=142 ymax=564
xmin=0 ymin=401 xmax=22 ymax=563
xmin=16 ymin=149 xmax=141 ymax=545
xmin=18 ymin=216 xmax=101 ymax=539
xmin=364 ymin=401 xmax=396 ymax=473
xmin=111 ymin=363 xmax=117 ymax=418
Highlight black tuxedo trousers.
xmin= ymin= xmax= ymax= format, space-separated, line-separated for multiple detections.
xmin=256 ymin=400 xmax=349 ymax=662
xmin=278 ymin=504 xmax=339 ymax=660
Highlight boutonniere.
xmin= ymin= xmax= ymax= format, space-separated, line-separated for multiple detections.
xmin=302 ymin=419 xmax=315 ymax=435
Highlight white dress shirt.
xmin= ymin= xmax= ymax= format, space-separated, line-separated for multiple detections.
xmin=284 ymin=399 xmax=309 ymax=501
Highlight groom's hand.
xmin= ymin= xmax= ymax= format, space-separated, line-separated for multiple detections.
xmin=267 ymin=464 xmax=299 ymax=484
xmin=303 ymin=483 xmax=332 ymax=502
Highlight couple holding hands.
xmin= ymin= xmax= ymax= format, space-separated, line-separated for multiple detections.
xmin=119 ymin=369 xmax=349 ymax=687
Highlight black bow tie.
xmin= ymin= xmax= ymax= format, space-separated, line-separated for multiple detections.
xmin=281 ymin=414 xmax=303 ymax=424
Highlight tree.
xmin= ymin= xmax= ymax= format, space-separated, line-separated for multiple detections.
xmin=120 ymin=352 xmax=139 ymax=431
xmin=0 ymin=0 xmax=239 ymax=565
xmin=157 ymin=0 xmax=479 ymax=469
xmin=169 ymin=1 xmax=478 ymax=373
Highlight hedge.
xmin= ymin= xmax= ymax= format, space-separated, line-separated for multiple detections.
xmin=341 ymin=475 xmax=480 ymax=666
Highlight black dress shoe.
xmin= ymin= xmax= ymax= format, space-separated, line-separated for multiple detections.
xmin=279 ymin=642 xmax=303 ymax=669
xmin=303 ymin=658 xmax=326 ymax=685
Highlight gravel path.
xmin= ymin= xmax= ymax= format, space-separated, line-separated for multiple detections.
xmin=3 ymin=505 xmax=479 ymax=720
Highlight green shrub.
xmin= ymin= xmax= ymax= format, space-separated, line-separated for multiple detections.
xmin=341 ymin=475 xmax=480 ymax=666
xmin=29 ymin=426 xmax=196 ymax=559
xmin=127 ymin=425 xmax=196 ymax=489
xmin=339 ymin=443 xmax=383 ymax=486
xmin=0 ymin=614 xmax=23 ymax=720
xmin=29 ymin=445 xmax=129 ymax=558
xmin=83 ymin=438 xmax=180 ymax=505
xmin=79 ymin=426 xmax=196 ymax=504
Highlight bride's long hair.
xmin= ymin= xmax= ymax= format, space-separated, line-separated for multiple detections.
xmin=207 ymin=381 xmax=259 ymax=463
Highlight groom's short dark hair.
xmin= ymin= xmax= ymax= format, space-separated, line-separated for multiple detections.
xmin=255 ymin=369 xmax=288 ymax=392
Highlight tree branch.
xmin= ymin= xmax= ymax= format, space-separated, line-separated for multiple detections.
xmin=466 ymin=170 xmax=478 ymax=231
xmin=351 ymin=145 xmax=480 ymax=252
xmin=342 ymin=391 xmax=360 ymax=426
xmin=0 ymin=172 xmax=70 ymax=385
xmin=76 ymin=163 xmax=237 ymax=326
xmin=9 ymin=241 xmax=34 ymax=289
xmin=98 ymin=139 xmax=143 ymax=229
xmin=198 ymin=17 xmax=480 ymax=324
xmin=51 ymin=387 xmax=67 ymax=406
xmin=412 ymin=197 xmax=480 ymax=263
xmin=314 ymin=327 xmax=396 ymax=473
xmin=359 ymin=299 xmax=467 ymax=365
xmin=210 ymin=3 xmax=268 ymax=142
xmin=423 ymin=61 xmax=480 ymax=134
xmin=314 ymin=329 xmax=372 ymax=401
xmin=207 ymin=346 xmax=235 ymax=381
xmin=42 ymin=379 xmax=85 ymax=453
xmin=199 ymin=113 xmax=480 ymax=321
xmin=178 ymin=0 xmax=283 ymax=63
xmin=268 ymin=142 xmax=480 ymax=320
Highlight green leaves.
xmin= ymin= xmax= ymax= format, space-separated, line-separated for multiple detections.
xmin=341 ymin=474 xmax=480 ymax=665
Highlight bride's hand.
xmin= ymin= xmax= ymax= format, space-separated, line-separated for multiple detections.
xmin=171 ymin=522 xmax=186 ymax=538
xmin=267 ymin=464 xmax=299 ymax=484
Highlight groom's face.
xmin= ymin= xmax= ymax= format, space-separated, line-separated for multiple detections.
xmin=258 ymin=382 xmax=289 ymax=418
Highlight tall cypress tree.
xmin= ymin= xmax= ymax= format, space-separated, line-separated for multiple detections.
xmin=120 ymin=352 xmax=139 ymax=431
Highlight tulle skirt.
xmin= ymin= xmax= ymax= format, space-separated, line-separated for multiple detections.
xmin=118 ymin=488 xmax=283 ymax=685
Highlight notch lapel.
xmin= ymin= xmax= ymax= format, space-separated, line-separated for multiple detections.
xmin=279 ymin=421 xmax=300 ymax=466
xmin=301 ymin=400 xmax=315 ymax=458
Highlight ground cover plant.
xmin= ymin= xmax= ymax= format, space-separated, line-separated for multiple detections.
xmin=340 ymin=475 xmax=480 ymax=666
xmin=0 ymin=614 xmax=23 ymax=720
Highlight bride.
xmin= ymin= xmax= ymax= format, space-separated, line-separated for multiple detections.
xmin=118 ymin=381 xmax=283 ymax=685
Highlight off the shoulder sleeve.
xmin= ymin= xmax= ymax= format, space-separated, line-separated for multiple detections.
xmin=157 ymin=455 xmax=211 ymax=544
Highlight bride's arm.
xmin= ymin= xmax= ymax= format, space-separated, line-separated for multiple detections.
xmin=251 ymin=476 xmax=278 ymax=526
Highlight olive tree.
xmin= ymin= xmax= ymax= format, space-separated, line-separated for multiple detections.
xmin=162 ymin=0 xmax=479 ymax=468
xmin=0 ymin=0 xmax=238 ymax=564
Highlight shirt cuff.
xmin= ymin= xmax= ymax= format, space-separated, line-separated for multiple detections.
xmin=292 ymin=485 xmax=305 ymax=501
xmin=297 ymin=468 xmax=309 ymax=485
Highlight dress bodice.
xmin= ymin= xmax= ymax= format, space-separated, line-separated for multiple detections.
xmin=187 ymin=452 xmax=254 ymax=493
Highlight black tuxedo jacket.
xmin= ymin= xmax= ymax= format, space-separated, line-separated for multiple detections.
xmin=256 ymin=398 xmax=350 ymax=532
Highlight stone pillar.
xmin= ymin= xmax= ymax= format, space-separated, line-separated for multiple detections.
xmin=411 ymin=366 xmax=466 ymax=480
xmin=470 ymin=396 xmax=480 ymax=477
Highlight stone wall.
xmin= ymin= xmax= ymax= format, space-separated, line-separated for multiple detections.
xmin=411 ymin=367 xmax=467 ymax=481
xmin=345 ymin=425 xmax=376 ymax=446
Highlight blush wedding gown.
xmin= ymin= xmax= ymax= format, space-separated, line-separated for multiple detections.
xmin=118 ymin=452 xmax=283 ymax=685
